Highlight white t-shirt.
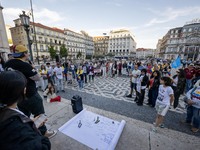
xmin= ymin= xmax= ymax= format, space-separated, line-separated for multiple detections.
xmin=53 ymin=67 xmax=63 ymax=79
xmin=46 ymin=66 xmax=53 ymax=76
xmin=172 ymin=76 xmax=178 ymax=87
xmin=131 ymin=69 xmax=141 ymax=83
xmin=156 ymin=85 xmax=174 ymax=105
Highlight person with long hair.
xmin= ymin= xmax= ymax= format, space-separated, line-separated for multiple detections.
xmin=43 ymin=80 xmax=61 ymax=103
xmin=147 ymin=70 xmax=160 ymax=107
xmin=152 ymin=77 xmax=174 ymax=132
xmin=0 ymin=71 xmax=50 ymax=149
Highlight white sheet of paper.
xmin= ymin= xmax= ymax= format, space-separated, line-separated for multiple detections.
xmin=59 ymin=109 xmax=126 ymax=150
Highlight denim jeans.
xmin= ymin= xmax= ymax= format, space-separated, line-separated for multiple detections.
xmin=192 ymin=107 xmax=200 ymax=128
xmin=89 ymin=75 xmax=94 ymax=82
xmin=78 ymin=80 xmax=84 ymax=89
xmin=186 ymin=79 xmax=192 ymax=93
xmin=56 ymin=78 xmax=64 ymax=91
xmin=186 ymin=105 xmax=193 ymax=123
xmin=17 ymin=92 xmax=47 ymax=135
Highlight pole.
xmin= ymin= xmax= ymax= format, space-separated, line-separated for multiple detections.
xmin=25 ymin=28 xmax=33 ymax=61
xmin=30 ymin=0 xmax=39 ymax=65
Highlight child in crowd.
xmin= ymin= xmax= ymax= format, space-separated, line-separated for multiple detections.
xmin=136 ymin=69 xmax=149 ymax=106
xmin=152 ymin=77 xmax=174 ymax=132
xmin=43 ymin=80 xmax=61 ymax=103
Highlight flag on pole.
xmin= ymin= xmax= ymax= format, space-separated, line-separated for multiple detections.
xmin=171 ymin=56 xmax=181 ymax=68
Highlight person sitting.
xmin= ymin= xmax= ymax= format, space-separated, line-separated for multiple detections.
xmin=0 ymin=71 xmax=51 ymax=150
xmin=43 ymin=80 xmax=61 ymax=103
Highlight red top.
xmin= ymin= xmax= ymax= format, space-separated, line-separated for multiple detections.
xmin=184 ymin=68 xmax=196 ymax=79
xmin=149 ymin=78 xmax=154 ymax=87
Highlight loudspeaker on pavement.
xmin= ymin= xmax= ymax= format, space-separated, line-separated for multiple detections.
xmin=71 ymin=95 xmax=83 ymax=114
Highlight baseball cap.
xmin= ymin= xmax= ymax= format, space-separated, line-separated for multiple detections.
xmin=12 ymin=45 xmax=28 ymax=58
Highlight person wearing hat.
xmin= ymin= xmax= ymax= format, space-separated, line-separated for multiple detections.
xmin=4 ymin=44 xmax=57 ymax=138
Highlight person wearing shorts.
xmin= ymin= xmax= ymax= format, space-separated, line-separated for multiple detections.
xmin=152 ymin=77 xmax=174 ymax=132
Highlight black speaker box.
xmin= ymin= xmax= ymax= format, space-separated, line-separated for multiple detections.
xmin=71 ymin=95 xmax=83 ymax=114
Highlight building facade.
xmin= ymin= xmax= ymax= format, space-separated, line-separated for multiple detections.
xmin=64 ymin=29 xmax=85 ymax=59
xmin=80 ymin=31 xmax=94 ymax=59
xmin=93 ymin=35 xmax=109 ymax=57
xmin=159 ymin=19 xmax=200 ymax=61
xmin=0 ymin=4 xmax=9 ymax=59
xmin=136 ymin=48 xmax=155 ymax=58
xmin=108 ymin=29 xmax=136 ymax=58
xmin=10 ymin=18 xmax=65 ymax=61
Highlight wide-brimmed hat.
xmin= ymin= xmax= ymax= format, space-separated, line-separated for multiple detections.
xmin=12 ymin=45 xmax=28 ymax=58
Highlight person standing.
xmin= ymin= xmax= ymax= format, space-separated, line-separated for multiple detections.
xmin=82 ymin=63 xmax=88 ymax=83
xmin=76 ymin=66 xmax=84 ymax=89
xmin=118 ymin=60 xmax=122 ymax=76
xmin=39 ymin=64 xmax=48 ymax=92
xmin=53 ymin=62 xmax=65 ymax=93
xmin=88 ymin=63 xmax=94 ymax=82
xmin=4 ymin=45 xmax=56 ymax=138
xmin=126 ymin=64 xmax=141 ymax=98
xmin=147 ymin=70 xmax=160 ymax=107
xmin=171 ymin=69 xmax=186 ymax=108
xmin=152 ymin=77 xmax=174 ymax=132
xmin=46 ymin=62 xmax=53 ymax=82
xmin=184 ymin=80 xmax=200 ymax=133
xmin=184 ymin=63 xmax=196 ymax=92
xmin=136 ymin=69 xmax=149 ymax=106
xmin=102 ymin=61 xmax=107 ymax=77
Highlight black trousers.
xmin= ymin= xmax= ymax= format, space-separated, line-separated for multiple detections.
xmin=18 ymin=92 xmax=47 ymax=135
xmin=137 ymin=89 xmax=145 ymax=104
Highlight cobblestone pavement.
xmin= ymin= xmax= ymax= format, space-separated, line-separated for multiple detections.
xmin=55 ymin=76 xmax=200 ymax=136
xmin=65 ymin=76 xmax=186 ymax=114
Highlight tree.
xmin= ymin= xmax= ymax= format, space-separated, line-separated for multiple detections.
xmin=106 ymin=52 xmax=114 ymax=57
xmin=60 ymin=44 xmax=68 ymax=61
xmin=48 ymin=46 xmax=56 ymax=61
xmin=77 ymin=51 xmax=82 ymax=59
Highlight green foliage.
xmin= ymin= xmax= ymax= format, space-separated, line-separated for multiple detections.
xmin=86 ymin=55 xmax=92 ymax=60
xmin=106 ymin=52 xmax=114 ymax=57
xmin=77 ymin=51 xmax=82 ymax=59
xmin=60 ymin=44 xmax=68 ymax=60
xmin=48 ymin=46 xmax=56 ymax=60
xmin=94 ymin=54 xmax=105 ymax=59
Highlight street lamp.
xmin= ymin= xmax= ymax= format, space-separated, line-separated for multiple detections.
xmin=19 ymin=11 xmax=33 ymax=62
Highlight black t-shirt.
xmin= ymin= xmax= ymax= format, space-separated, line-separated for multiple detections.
xmin=5 ymin=59 xmax=37 ymax=97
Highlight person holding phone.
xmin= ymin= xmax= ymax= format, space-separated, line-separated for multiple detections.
xmin=0 ymin=71 xmax=51 ymax=150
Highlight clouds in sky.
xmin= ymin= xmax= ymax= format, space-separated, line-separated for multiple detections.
xmin=2 ymin=0 xmax=200 ymax=48
xmin=145 ymin=6 xmax=200 ymax=27
xmin=3 ymin=6 xmax=66 ymax=28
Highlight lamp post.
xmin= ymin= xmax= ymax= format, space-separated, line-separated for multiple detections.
xmin=19 ymin=11 xmax=33 ymax=62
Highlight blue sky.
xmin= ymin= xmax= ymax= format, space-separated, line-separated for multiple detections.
xmin=1 ymin=0 xmax=200 ymax=48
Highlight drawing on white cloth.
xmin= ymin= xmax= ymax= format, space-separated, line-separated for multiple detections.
xmin=59 ymin=109 xmax=126 ymax=150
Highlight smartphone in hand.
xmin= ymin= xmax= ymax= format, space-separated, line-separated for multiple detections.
xmin=34 ymin=114 xmax=47 ymax=128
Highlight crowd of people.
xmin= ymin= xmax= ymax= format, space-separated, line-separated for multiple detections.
xmin=35 ymin=56 xmax=200 ymax=133
xmin=0 ymin=44 xmax=200 ymax=149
